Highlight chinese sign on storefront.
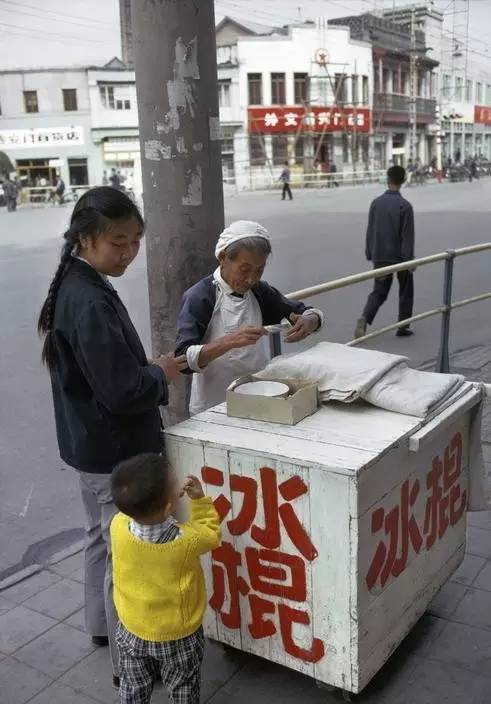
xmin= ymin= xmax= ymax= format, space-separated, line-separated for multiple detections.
xmin=201 ymin=465 xmax=325 ymax=664
xmin=474 ymin=106 xmax=491 ymax=126
xmin=248 ymin=106 xmax=371 ymax=134
xmin=0 ymin=126 xmax=84 ymax=149
xmin=366 ymin=431 xmax=466 ymax=591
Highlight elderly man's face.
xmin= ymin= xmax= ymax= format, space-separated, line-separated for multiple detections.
xmin=219 ymin=247 xmax=268 ymax=294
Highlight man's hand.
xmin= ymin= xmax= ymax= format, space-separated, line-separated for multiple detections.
xmin=284 ymin=313 xmax=319 ymax=343
xmin=153 ymin=354 xmax=188 ymax=383
xmin=182 ymin=475 xmax=205 ymax=500
xmin=225 ymin=325 xmax=267 ymax=350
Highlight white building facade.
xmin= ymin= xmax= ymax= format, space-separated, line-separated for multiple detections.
xmin=384 ymin=3 xmax=491 ymax=162
xmin=216 ymin=17 xmax=374 ymax=190
xmin=0 ymin=58 xmax=140 ymax=191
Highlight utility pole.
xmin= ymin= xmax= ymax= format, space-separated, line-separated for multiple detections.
xmin=131 ymin=0 xmax=224 ymax=424
xmin=408 ymin=8 xmax=418 ymax=163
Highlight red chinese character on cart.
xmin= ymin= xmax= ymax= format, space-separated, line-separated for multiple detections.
xmin=424 ymin=432 xmax=466 ymax=549
xmin=366 ymin=478 xmax=423 ymax=590
xmin=201 ymin=465 xmax=324 ymax=663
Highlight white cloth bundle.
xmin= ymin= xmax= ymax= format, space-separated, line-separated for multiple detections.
xmin=256 ymin=341 xmax=466 ymax=418
xmin=215 ymin=220 xmax=271 ymax=259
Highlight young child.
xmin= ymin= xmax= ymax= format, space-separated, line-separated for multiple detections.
xmin=110 ymin=452 xmax=221 ymax=704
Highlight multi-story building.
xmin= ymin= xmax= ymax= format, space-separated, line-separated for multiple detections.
xmin=0 ymin=66 xmax=95 ymax=186
xmin=216 ymin=16 xmax=374 ymax=189
xmin=330 ymin=12 xmax=438 ymax=168
xmin=383 ymin=3 xmax=491 ymax=161
xmin=0 ymin=58 xmax=140 ymax=191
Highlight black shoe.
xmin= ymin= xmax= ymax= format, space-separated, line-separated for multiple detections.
xmin=112 ymin=675 xmax=120 ymax=690
xmin=396 ymin=327 xmax=414 ymax=337
xmin=354 ymin=317 xmax=367 ymax=339
xmin=91 ymin=635 xmax=109 ymax=647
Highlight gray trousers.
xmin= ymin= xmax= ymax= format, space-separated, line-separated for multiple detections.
xmin=78 ymin=471 xmax=119 ymax=676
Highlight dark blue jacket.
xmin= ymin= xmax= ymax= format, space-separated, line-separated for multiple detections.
xmin=50 ymin=259 xmax=167 ymax=474
xmin=175 ymin=275 xmax=311 ymax=368
xmin=365 ymin=190 xmax=415 ymax=264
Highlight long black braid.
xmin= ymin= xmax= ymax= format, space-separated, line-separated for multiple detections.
xmin=37 ymin=186 xmax=143 ymax=372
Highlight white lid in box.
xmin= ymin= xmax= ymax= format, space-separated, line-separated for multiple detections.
xmin=226 ymin=375 xmax=319 ymax=425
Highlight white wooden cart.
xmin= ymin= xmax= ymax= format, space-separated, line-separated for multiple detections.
xmin=166 ymin=383 xmax=482 ymax=694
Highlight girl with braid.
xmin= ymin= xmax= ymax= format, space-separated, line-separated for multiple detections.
xmin=37 ymin=187 xmax=187 ymax=689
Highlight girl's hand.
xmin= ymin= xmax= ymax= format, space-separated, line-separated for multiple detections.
xmin=182 ymin=475 xmax=205 ymax=500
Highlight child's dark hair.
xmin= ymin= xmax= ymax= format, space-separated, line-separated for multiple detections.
xmin=37 ymin=186 xmax=143 ymax=371
xmin=111 ymin=453 xmax=171 ymax=520
xmin=387 ymin=165 xmax=406 ymax=186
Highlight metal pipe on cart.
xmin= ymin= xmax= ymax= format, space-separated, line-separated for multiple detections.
xmin=436 ymin=250 xmax=456 ymax=374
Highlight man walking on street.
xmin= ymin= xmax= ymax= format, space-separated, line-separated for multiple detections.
xmin=354 ymin=165 xmax=415 ymax=339
xmin=279 ymin=162 xmax=293 ymax=201
xmin=3 ymin=176 xmax=18 ymax=212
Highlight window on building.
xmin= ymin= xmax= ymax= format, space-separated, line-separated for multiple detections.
xmin=294 ymin=135 xmax=304 ymax=164
xmin=221 ymin=127 xmax=234 ymax=154
xmin=401 ymin=71 xmax=409 ymax=95
xmin=218 ymin=80 xmax=231 ymax=108
xmin=352 ymin=75 xmax=359 ymax=104
xmin=487 ymin=84 xmax=491 ymax=105
xmin=334 ymin=74 xmax=347 ymax=103
xmin=24 ymin=90 xmax=38 ymax=113
xmin=465 ymin=79 xmax=473 ymax=102
xmin=68 ymin=158 xmax=88 ymax=186
xmin=271 ymin=73 xmax=286 ymax=105
xmin=62 ymin=89 xmax=78 ymax=112
xmin=442 ymin=74 xmax=451 ymax=99
xmin=382 ymin=69 xmax=390 ymax=94
xmin=99 ymin=84 xmax=131 ymax=110
xmin=455 ymin=76 xmax=463 ymax=101
xmin=249 ymin=135 xmax=266 ymax=165
xmin=248 ymin=73 xmax=262 ymax=105
xmin=294 ymin=73 xmax=308 ymax=104
xmin=362 ymin=76 xmax=369 ymax=105
xmin=392 ymin=70 xmax=399 ymax=94
xmin=476 ymin=82 xmax=483 ymax=103
xmin=272 ymin=135 xmax=288 ymax=165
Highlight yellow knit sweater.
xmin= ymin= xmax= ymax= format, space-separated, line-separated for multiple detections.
xmin=111 ymin=497 xmax=221 ymax=642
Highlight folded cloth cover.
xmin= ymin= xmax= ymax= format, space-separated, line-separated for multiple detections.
xmin=256 ymin=341 xmax=465 ymax=418
xmin=256 ymin=342 xmax=407 ymax=403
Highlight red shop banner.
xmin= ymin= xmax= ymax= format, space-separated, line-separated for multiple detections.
xmin=474 ymin=105 xmax=491 ymax=126
xmin=248 ymin=106 xmax=371 ymax=134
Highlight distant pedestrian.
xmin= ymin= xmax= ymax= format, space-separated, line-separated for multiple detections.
xmin=354 ymin=165 xmax=415 ymax=339
xmin=110 ymin=453 xmax=220 ymax=704
xmin=3 ymin=176 xmax=18 ymax=212
xmin=109 ymin=168 xmax=121 ymax=190
xmin=329 ymin=161 xmax=339 ymax=187
xmin=279 ymin=162 xmax=293 ymax=200
xmin=49 ymin=176 xmax=66 ymax=205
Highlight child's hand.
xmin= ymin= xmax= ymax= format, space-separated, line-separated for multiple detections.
xmin=183 ymin=475 xmax=205 ymax=500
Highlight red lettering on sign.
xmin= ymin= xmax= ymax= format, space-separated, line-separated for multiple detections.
xmin=202 ymin=465 xmax=323 ymax=664
xmin=365 ymin=432 xmax=467 ymax=592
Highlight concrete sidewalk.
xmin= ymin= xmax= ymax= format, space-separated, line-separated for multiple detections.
xmin=1 ymin=343 xmax=491 ymax=704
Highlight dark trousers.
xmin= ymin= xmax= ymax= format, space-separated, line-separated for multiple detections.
xmin=6 ymin=197 xmax=17 ymax=212
xmin=363 ymin=263 xmax=414 ymax=327
xmin=282 ymin=183 xmax=292 ymax=200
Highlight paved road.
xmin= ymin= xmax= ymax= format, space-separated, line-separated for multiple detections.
xmin=1 ymin=180 xmax=490 ymax=576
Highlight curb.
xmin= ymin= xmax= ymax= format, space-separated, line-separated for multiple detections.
xmin=0 ymin=564 xmax=42 ymax=592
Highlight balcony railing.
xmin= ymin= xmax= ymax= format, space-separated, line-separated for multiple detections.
xmin=374 ymin=93 xmax=436 ymax=117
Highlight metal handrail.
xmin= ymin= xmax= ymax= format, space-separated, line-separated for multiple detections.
xmin=272 ymin=242 xmax=491 ymax=373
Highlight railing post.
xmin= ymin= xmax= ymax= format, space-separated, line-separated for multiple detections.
xmin=436 ymin=250 xmax=456 ymax=373
xmin=270 ymin=331 xmax=282 ymax=358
